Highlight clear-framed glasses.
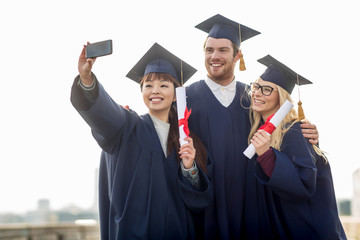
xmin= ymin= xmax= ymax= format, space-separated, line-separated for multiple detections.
xmin=249 ymin=82 xmax=277 ymax=96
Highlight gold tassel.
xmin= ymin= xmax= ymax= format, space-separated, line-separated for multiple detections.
xmin=298 ymin=100 xmax=305 ymax=120
xmin=239 ymin=50 xmax=246 ymax=71
xmin=296 ymin=74 xmax=305 ymax=120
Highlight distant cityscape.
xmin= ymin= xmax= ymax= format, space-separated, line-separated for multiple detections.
xmin=0 ymin=169 xmax=100 ymax=225
xmin=0 ymin=198 xmax=98 ymax=224
xmin=0 ymin=168 xmax=359 ymax=225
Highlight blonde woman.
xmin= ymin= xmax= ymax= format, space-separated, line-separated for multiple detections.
xmin=247 ymin=55 xmax=346 ymax=240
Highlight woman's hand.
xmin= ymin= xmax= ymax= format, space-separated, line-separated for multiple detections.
xmin=250 ymin=130 xmax=271 ymax=156
xmin=78 ymin=42 xmax=96 ymax=85
xmin=179 ymin=137 xmax=196 ymax=169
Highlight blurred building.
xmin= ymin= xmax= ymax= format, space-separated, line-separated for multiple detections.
xmin=91 ymin=168 xmax=99 ymax=213
xmin=0 ymin=168 xmax=99 ymax=225
xmin=353 ymin=168 xmax=360 ymax=217
xmin=24 ymin=199 xmax=57 ymax=223
xmin=338 ymin=199 xmax=351 ymax=216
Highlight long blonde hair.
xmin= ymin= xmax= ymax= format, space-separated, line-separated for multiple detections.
xmin=248 ymin=79 xmax=326 ymax=161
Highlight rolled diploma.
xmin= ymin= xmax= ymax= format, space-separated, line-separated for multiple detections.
xmin=176 ymin=87 xmax=187 ymax=147
xmin=243 ymin=100 xmax=294 ymax=159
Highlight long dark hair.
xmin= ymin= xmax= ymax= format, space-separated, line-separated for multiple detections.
xmin=140 ymin=73 xmax=208 ymax=173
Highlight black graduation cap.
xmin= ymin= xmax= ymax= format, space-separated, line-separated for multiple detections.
xmin=126 ymin=43 xmax=197 ymax=85
xmin=257 ymin=54 xmax=312 ymax=94
xmin=195 ymin=14 xmax=260 ymax=47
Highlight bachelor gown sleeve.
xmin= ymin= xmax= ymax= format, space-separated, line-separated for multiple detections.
xmin=178 ymin=154 xmax=213 ymax=212
xmin=70 ymin=74 xmax=139 ymax=153
xmin=253 ymin=122 xmax=317 ymax=202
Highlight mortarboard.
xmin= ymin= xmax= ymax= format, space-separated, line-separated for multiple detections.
xmin=195 ymin=14 xmax=261 ymax=71
xmin=126 ymin=43 xmax=197 ymax=85
xmin=195 ymin=14 xmax=260 ymax=46
xmin=257 ymin=54 xmax=312 ymax=120
xmin=257 ymin=54 xmax=312 ymax=94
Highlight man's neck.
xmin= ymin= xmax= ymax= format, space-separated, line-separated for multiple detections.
xmin=207 ymin=74 xmax=235 ymax=87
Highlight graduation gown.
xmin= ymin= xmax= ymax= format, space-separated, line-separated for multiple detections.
xmin=251 ymin=122 xmax=347 ymax=240
xmin=71 ymin=77 xmax=213 ymax=240
xmin=186 ymin=80 xmax=251 ymax=239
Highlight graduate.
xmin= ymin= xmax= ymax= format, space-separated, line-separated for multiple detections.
xmin=71 ymin=42 xmax=213 ymax=240
xmin=186 ymin=14 xmax=319 ymax=239
xmin=248 ymin=54 xmax=346 ymax=239
xmin=186 ymin=14 xmax=259 ymax=239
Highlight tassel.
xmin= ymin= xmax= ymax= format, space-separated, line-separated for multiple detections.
xmin=239 ymin=50 xmax=246 ymax=71
xmin=298 ymin=100 xmax=305 ymax=120
xmin=296 ymin=74 xmax=305 ymax=120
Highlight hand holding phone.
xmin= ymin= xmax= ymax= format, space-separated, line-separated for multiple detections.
xmin=85 ymin=40 xmax=113 ymax=58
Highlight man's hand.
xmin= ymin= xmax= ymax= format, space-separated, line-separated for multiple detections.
xmin=300 ymin=120 xmax=319 ymax=145
xmin=120 ymin=105 xmax=130 ymax=111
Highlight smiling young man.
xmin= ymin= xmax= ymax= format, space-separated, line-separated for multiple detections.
xmin=185 ymin=14 xmax=320 ymax=239
xmin=204 ymin=37 xmax=239 ymax=86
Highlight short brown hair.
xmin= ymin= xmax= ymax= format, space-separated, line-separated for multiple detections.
xmin=203 ymin=37 xmax=239 ymax=57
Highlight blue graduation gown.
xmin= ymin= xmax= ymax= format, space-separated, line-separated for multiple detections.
xmin=252 ymin=122 xmax=347 ymax=240
xmin=186 ymin=80 xmax=251 ymax=239
xmin=71 ymin=77 xmax=213 ymax=240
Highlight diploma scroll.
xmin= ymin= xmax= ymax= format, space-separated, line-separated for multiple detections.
xmin=243 ymin=100 xmax=294 ymax=159
xmin=176 ymin=87 xmax=188 ymax=147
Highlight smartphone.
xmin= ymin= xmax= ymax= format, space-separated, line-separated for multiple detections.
xmin=85 ymin=39 xmax=113 ymax=58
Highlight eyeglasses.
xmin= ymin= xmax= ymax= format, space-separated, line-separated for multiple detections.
xmin=250 ymin=82 xmax=277 ymax=96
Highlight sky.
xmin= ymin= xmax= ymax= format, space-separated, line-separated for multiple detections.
xmin=1 ymin=0 xmax=359 ymax=214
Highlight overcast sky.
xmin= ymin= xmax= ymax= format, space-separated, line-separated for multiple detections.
xmin=1 ymin=0 xmax=359 ymax=214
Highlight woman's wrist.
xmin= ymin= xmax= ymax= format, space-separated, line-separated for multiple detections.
xmin=80 ymin=72 xmax=93 ymax=86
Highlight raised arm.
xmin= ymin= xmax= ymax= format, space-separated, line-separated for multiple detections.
xmin=78 ymin=42 xmax=96 ymax=86
xmin=71 ymin=43 xmax=138 ymax=153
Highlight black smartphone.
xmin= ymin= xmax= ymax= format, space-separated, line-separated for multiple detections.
xmin=85 ymin=39 xmax=113 ymax=58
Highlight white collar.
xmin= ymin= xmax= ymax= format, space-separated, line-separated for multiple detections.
xmin=205 ymin=76 xmax=236 ymax=91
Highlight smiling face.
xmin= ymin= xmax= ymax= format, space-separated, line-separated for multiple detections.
xmin=251 ymin=78 xmax=281 ymax=120
xmin=204 ymin=37 xmax=240 ymax=86
xmin=141 ymin=73 xmax=177 ymax=122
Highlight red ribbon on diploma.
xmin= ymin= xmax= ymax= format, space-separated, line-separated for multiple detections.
xmin=259 ymin=114 xmax=276 ymax=134
xmin=178 ymin=107 xmax=192 ymax=137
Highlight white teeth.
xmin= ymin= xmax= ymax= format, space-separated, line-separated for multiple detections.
xmin=254 ymin=99 xmax=265 ymax=104
xmin=151 ymin=98 xmax=162 ymax=102
xmin=212 ymin=63 xmax=222 ymax=67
